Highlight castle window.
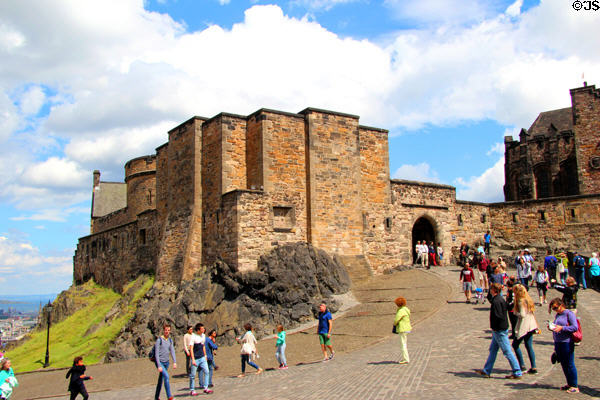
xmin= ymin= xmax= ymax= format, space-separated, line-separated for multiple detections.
xmin=216 ymin=209 xmax=221 ymax=225
xmin=538 ymin=210 xmax=547 ymax=222
xmin=273 ymin=206 xmax=294 ymax=232
xmin=139 ymin=229 xmax=146 ymax=245
xmin=512 ymin=212 xmax=519 ymax=223
xmin=481 ymin=214 xmax=487 ymax=223
xmin=91 ymin=241 xmax=97 ymax=258
xmin=568 ymin=207 xmax=578 ymax=221
xmin=385 ymin=217 xmax=392 ymax=231
xmin=457 ymin=214 xmax=463 ymax=226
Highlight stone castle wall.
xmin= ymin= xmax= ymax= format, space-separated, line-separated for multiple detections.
xmin=572 ymin=85 xmax=600 ymax=194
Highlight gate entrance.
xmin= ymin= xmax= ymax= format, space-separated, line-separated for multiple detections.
xmin=412 ymin=217 xmax=436 ymax=263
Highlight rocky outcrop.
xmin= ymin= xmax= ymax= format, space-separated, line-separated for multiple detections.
xmin=105 ymin=243 xmax=351 ymax=362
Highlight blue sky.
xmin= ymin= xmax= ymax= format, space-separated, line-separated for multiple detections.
xmin=0 ymin=0 xmax=598 ymax=295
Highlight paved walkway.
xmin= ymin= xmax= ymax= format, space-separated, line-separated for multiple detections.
xmin=14 ymin=267 xmax=600 ymax=399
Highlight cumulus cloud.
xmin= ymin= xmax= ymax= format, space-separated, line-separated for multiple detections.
xmin=0 ymin=234 xmax=70 ymax=269
xmin=455 ymin=157 xmax=505 ymax=202
xmin=392 ymin=162 xmax=441 ymax=183
xmin=291 ymin=0 xmax=357 ymax=11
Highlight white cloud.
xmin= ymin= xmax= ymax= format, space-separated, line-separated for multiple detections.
xmin=11 ymin=206 xmax=87 ymax=222
xmin=392 ymin=162 xmax=440 ymax=183
xmin=0 ymin=0 xmax=597 ymax=211
xmin=455 ymin=157 xmax=505 ymax=202
xmin=486 ymin=142 xmax=504 ymax=156
xmin=218 ymin=0 xmax=231 ymax=5
xmin=292 ymin=0 xmax=357 ymax=11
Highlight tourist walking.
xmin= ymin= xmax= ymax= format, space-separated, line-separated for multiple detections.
xmin=459 ymin=242 xmax=470 ymax=267
xmin=477 ymin=254 xmax=489 ymax=291
xmin=573 ymin=252 xmax=587 ymax=289
xmin=236 ymin=323 xmax=262 ymax=377
xmin=436 ymin=242 xmax=444 ymax=266
xmin=317 ymin=303 xmax=335 ymax=361
xmin=183 ymin=325 xmax=193 ymax=375
xmin=511 ymin=285 xmax=539 ymax=374
xmin=497 ymin=256 xmax=507 ymax=272
xmin=153 ymin=323 xmax=177 ymax=400
xmin=393 ymin=296 xmax=412 ymax=364
xmin=534 ymin=265 xmax=549 ymax=305
xmin=505 ymin=276 xmax=518 ymax=338
xmin=552 ymin=277 xmax=579 ymax=312
xmin=516 ymin=250 xmax=532 ymax=291
xmin=475 ymin=283 xmax=522 ymax=379
xmin=544 ymin=250 xmax=558 ymax=282
xmin=275 ymin=324 xmax=288 ymax=369
xmin=484 ymin=231 xmax=491 ymax=255
xmin=203 ymin=329 xmax=218 ymax=390
xmin=65 ymin=356 xmax=92 ymax=400
xmin=548 ymin=298 xmax=579 ymax=393
xmin=460 ymin=262 xmax=476 ymax=303
xmin=428 ymin=241 xmax=437 ymax=267
xmin=589 ymin=252 xmax=600 ymax=290
xmin=0 ymin=359 xmax=18 ymax=400
xmin=189 ymin=323 xmax=212 ymax=395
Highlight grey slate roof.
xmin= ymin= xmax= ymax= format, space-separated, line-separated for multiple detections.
xmin=92 ymin=182 xmax=127 ymax=217
xmin=528 ymin=107 xmax=573 ymax=136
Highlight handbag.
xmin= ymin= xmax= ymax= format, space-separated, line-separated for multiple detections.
xmin=392 ymin=324 xmax=397 ymax=334
xmin=572 ymin=318 xmax=582 ymax=343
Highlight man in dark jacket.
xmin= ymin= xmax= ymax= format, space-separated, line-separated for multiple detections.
xmin=475 ymin=283 xmax=522 ymax=379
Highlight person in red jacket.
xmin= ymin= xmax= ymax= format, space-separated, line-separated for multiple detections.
xmin=460 ymin=262 xmax=476 ymax=303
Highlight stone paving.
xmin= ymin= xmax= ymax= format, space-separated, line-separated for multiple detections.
xmin=14 ymin=266 xmax=600 ymax=399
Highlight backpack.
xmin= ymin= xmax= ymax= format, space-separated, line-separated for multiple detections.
xmin=535 ymin=271 xmax=547 ymax=284
xmin=575 ymin=256 xmax=585 ymax=268
xmin=567 ymin=310 xmax=582 ymax=343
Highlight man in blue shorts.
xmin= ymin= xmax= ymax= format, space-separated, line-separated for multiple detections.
xmin=317 ymin=303 xmax=335 ymax=361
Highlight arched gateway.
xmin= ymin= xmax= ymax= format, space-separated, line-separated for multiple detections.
xmin=412 ymin=217 xmax=436 ymax=263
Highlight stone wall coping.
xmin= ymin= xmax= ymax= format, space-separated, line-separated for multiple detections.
xmin=489 ymin=193 xmax=600 ymax=207
xmin=570 ymin=83 xmax=597 ymax=94
xmin=248 ymin=108 xmax=305 ymax=120
xmin=401 ymin=203 xmax=449 ymax=210
xmin=124 ymin=170 xmax=156 ymax=183
xmin=80 ymin=219 xmax=137 ymax=241
xmin=155 ymin=142 xmax=168 ymax=152
xmin=97 ymin=181 xmax=124 ymax=185
xmin=359 ymin=125 xmax=389 ymax=133
xmin=455 ymin=200 xmax=489 ymax=206
xmin=391 ymin=179 xmax=455 ymax=190
xmin=124 ymin=154 xmax=156 ymax=169
xmin=167 ymin=116 xmax=208 ymax=134
xmin=299 ymin=107 xmax=360 ymax=120
xmin=203 ymin=111 xmax=247 ymax=125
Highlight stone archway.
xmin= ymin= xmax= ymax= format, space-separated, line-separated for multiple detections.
xmin=412 ymin=216 xmax=436 ymax=263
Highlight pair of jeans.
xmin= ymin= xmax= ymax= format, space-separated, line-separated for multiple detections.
xmin=241 ymin=354 xmax=260 ymax=373
xmin=276 ymin=343 xmax=287 ymax=366
xmin=200 ymin=359 xmax=214 ymax=387
xmin=482 ymin=329 xmax=522 ymax=376
xmin=155 ymin=361 xmax=171 ymax=400
xmin=519 ymin=277 xmax=530 ymax=291
xmin=575 ymin=269 xmax=587 ymax=289
xmin=555 ymin=341 xmax=577 ymax=388
xmin=512 ymin=330 xmax=536 ymax=370
xmin=189 ymin=356 xmax=209 ymax=391
xmin=560 ymin=272 xmax=568 ymax=285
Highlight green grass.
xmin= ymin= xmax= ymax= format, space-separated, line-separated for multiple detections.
xmin=7 ymin=276 xmax=154 ymax=372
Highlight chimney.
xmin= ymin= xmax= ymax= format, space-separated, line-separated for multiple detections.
xmin=93 ymin=170 xmax=101 ymax=188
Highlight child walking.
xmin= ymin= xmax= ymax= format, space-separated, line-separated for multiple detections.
xmin=275 ymin=324 xmax=287 ymax=369
xmin=66 ymin=356 xmax=92 ymax=400
xmin=534 ymin=265 xmax=549 ymax=305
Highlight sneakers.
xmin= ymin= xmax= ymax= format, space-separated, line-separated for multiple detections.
xmin=329 ymin=352 xmax=335 ymax=360
xmin=190 ymin=391 xmax=199 ymax=396
xmin=204 ymin=389 xmax=214 ymax=394
xmin=475 ymin=369 xmax=490 ymax=378
xmin=527 ymin=368 xmax=538 ymax=374
xmin=256 ymin=368 xmax=264 ymax=374
xmin=398 ymin=360 xmax=409 ymax=364
xmin=278 ymin=365 xmax=288 ymax=370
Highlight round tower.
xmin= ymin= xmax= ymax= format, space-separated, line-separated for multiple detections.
xmin=124 ymin=155 xmax=157 ymax=219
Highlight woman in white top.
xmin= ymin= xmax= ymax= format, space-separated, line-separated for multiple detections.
xmin=511 ymin=284 xmax=539 ymax=374
xmin=236 ymin=323 xmax=263 ymax=377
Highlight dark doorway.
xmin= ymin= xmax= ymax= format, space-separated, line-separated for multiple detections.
xmin=412 ymin=217 xmax=436 ymax=263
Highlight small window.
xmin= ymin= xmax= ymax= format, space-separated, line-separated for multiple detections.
xmin=91 ymin=241 xmax=97 ymax=258
xmin=481 ymin=214 xmax=487 ymax=223
xmin=273 ymin=206 xmax=294 ymax=231
xmin=216 ymin=209 xmax=221 ymax=225
xmin=139 ymin=229 xmax=146 ymax=245
xmin=385 ymin=217 xmax=392 ymax=231
xmin=512 ymin=212 xmax=519 ymax=223
xmin=538 ymin=210 xmax=547 ymax=222
xmin=457 ymin=214 xmax=463 ymax=226
xmin=570 ymin=208 xmax=577 ymax=218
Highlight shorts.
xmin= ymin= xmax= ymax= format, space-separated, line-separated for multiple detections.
xmin=318 ymin=333 xmax=332 ymax=346
xmin=536 ymin=282 xmax=547 ymax=293
xmin=463 ymin=282 xmax=472 ymax=292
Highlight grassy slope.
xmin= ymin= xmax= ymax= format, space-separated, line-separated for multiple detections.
xmin=7 ymin=276 xmax=153 ymax=372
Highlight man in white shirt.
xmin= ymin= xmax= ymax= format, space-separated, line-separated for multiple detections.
xmin=183 ymin=325 xmax=193 ymax=375
xmin=189 ymin=323 xmax=212 ymax=395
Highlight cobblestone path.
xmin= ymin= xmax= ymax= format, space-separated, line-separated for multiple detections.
xmin=14 ymin=266 xmax=600 ymax=399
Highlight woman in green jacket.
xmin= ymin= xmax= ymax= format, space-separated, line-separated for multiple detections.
xmin=394 ymin=296 xmax=412 ymax=364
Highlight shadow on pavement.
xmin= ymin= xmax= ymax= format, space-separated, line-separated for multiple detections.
xmin=366 ymin=361 xmax=400 ymax=365
xmin=579 ymin=356 xmax=600 ymax=361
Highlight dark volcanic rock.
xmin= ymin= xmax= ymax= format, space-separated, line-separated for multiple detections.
xmin=105 ymin=243 xmax=351 ymax=362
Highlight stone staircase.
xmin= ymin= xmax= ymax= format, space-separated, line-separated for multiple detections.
xmin=338 ymin=254 xmax=373 ymax=286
